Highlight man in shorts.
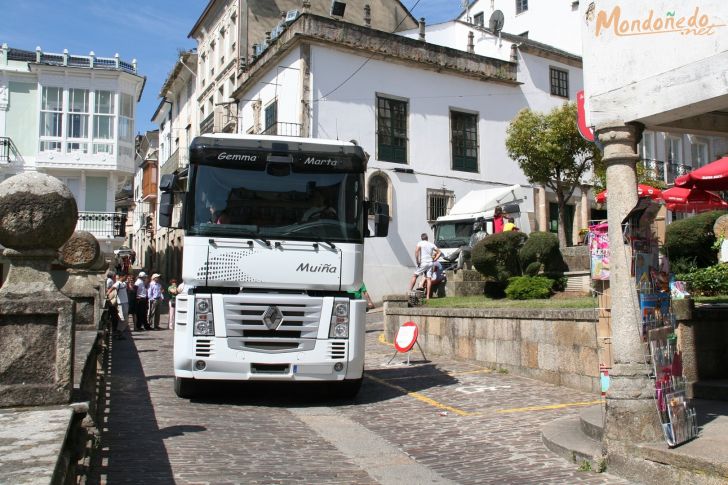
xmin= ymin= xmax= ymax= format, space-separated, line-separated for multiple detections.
xmin=408 ymin=233 xmax=441 ymax=299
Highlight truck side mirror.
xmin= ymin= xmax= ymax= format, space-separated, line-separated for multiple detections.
xmin=373 ymin=202 xmax=389 ymax=237
xmin=159 ymin=173 xmax=177 ymax=192
xmin=159 ymin=192 xmax=176 ymax=228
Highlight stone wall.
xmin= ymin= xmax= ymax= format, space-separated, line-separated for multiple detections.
xmin=384 ymin=297 xmax=602 ymax=393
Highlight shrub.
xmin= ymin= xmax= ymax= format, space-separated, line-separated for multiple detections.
xmin=677 ymin=263 xmax=728 ymax=296
xmin=665 ymin=211 xmax=726 ymax=271
xmin=505 ymin=276 xmax=554 ymax=300
xmin=472 ymin=231 xmax=529 ymax=282
xmin=519 ymin=231 xmax=568 ymax=275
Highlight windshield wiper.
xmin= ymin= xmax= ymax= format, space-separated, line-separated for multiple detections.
xmin=313 ymin=241 xmax=336 ymax=250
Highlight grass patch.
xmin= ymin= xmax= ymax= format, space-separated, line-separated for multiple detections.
xmin=424 ymin=295 xmax=597 ymax=309
xmin=695 ymin=296 xmax=728 ymax=304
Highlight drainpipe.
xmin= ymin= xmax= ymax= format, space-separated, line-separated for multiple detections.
xmin=419 ymin=18 xmax=426 ymax=41
xmin=364 ymin=5 xmax=371 ymax=27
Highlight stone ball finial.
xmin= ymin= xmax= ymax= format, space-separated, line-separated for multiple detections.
xmin=58 ymin=231 xmax=100 ymax=269
xmin=0 ymin=173 xmax=78 ymax=251
xmin=714 ymin=214 xmax=728 ymax=239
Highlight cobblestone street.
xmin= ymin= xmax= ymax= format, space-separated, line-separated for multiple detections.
xmin=93 ymin=312 xmax=630 ymax=484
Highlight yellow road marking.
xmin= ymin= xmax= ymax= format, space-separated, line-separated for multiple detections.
xmin=493 ymin=400 xmax=603 ymax=414
xmin=365 ymin=374 xmax=473 ymax=416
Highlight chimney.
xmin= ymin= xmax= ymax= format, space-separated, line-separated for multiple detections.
xmin=510 ymin=43 xmax=519 ymax=63
xmin=419 ymin=18 xmax=426 ymax=41
xmin=364 ymin=4 xmax=371 ymax=27
xmin=302 ymin=0 xmax=311 ymax=13
xmin=265 ymin=32 xmax=272 ymax=43
xmin=467 ymin=31 xmax=475 ymax=53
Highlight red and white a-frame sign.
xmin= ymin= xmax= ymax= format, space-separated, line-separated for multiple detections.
xmin=388 ymin=321 xmax=428 ymax=365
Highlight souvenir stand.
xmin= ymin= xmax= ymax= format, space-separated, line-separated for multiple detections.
xmin=624 ymin=199 xmax=698 ymax=447
xmin=588 ymin=199 xmax=698 ymax=447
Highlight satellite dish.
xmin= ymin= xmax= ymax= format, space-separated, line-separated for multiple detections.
xmin=489 ymin=9 xmax=505 ymax=32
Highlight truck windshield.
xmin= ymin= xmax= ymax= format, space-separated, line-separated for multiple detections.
xmin=434 ymin=221 xmax=473 ymax=248
xmin=188 ymin=164 xmax=364 ymax=243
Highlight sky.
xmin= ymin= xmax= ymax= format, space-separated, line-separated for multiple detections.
xmin=1 ymin=0 xmax=464 ymax=134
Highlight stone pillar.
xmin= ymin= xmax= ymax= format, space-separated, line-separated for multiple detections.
xmin=580 ymin=186 xmax=590 ymax=229
xmin=596 ymin=122 xmax=661 ymax=443
xmin=58 ymin=231 xmax=103 ymax=331
xmin=0 ymin=173 xmax=78 ymax=407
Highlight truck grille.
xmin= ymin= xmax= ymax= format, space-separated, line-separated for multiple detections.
xmin=223 ymin=295 xmax=323 ymax=353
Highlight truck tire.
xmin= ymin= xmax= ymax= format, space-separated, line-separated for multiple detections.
xmin=174 ymin=377 xmax=197 ymax=399
xmin=333 ymin=377 xmax=363 ymax=399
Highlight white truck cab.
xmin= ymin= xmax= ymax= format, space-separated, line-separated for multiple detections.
xmin=159 ymin=134 xmax=389 ymax=398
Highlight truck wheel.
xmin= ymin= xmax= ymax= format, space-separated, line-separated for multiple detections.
xmin=174 ymin=377 xmax=197 ymax=399
xmin=333 ymin=378 xmax=363 ymax=399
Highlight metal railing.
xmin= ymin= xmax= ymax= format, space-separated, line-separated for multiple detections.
xmin=77 ymin=212 xmax=127 ymax=239
xmin=5 ymin=47 xmax=137 ymax=74
xmin=261 ymin=122 xmax=302 ymax=137
xmin=638 ymin=159 xmax=693 ymax=184
xmin=0 ymin=137 xmax=23 ymax=164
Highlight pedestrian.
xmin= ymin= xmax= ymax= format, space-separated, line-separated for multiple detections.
xmin=106 ymin=273 xmax=120 ymax=335
xmin=147 ymin=273 xmax=165 ymax=330
xmin=408 ymin=233 xmax=441 ymax=300
xmin=108 ymin=274 xmax=129 ymax=340
xmin=504 ymin=216 xmax=518 ymax=232
xmin=126 ymin=274 xmax=137 ymax=330
xmin=493 ymin=206 xmax=505 ymax=233
xmin=348 ymin=282 xmax=375 ymax=310
xmin=134 ymin=271 xmax=149 ymax=331
xmin=167 ymin=278 xmax=179 ymax=329
xmin=106 ymin=271 xmax=115 ymax=290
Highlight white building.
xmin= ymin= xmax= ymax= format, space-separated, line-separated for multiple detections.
xmin=0 ymin=44 xmax=145 ymax=261
xmin=230 ymin=12 xmax=585 ymax=299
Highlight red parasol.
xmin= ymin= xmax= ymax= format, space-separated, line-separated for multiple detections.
xmin=661 ymin=186 xmax=728 ymax=212
xmin=595 ymin=184 xmax=662 ymax=204
xmin=675 ymin=156 xmax=728 ymax=191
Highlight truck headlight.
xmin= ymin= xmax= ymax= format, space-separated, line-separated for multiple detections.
xmin=329 ymin=300 xmax=349 ymax=339
xmin=194 ymin=297 xmax=215 ymax=336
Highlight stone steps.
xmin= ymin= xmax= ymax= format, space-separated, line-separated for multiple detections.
xmin=542 ymin=400 xmax=728 ymax=484
xmin=541 ymin=407 xmax=606 ymax=472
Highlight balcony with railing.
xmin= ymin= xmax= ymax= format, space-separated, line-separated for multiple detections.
xmin=261 ymin=122 xmax=302 ymax=137
xmin=639 ymin=159 xmax=693 ymax=184
xmin=77 ymin=212 xmax=127 ymax=239
xmin=4 ymin=46 xmax=137 ymax=75
xmin=0 ymin=137 xmax=23 ymax=164
xmin=160 ymin=148 xmax=189 ymax=176
xmin=200 ymin=113 xmax=214 ymax=134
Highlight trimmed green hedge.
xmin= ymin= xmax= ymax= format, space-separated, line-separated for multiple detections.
xmin=677 ymin=263 xmax=728 ymax=296
xmin=471 ymin=231 xmax=528 ymax=282
xmin=664 ymin=211 xmax=726 ymax=273
xmin=519 ymin=231 xmax=568 ymax=276
xmin=505 ymin=276 xmax=554 ymax=300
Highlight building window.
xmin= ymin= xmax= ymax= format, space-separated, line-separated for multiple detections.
xmin=666 ymin=136 xmax=683 ymax=165
xmin=40 ymin=86 xmax=63 ymax=140
xmin=549 ymin=67 xmax=569 ymax=98
xmin=473 ymin=12 xmax=484 ymax=26
xmin=264 ymin=101 xmax=277 ymax=131
xmin=516 ymin=0 xmax=528 ymax=14
xmin=427 ymin=189 xmax=454 ymax=222
xmin=368 ymin=173 xmax=390 ymax=216
xmin=640 ymin=132 xmax=656 ymax=161
xmin=119 ymin=93 xmax=134 ymax=142
xmin=66 ymin=88 xmax=89 ymax=153
xmin=94 ymin=90 xmax=115 ymax=140
xmin=451 ymin=110 xmax=478 ymax=172
xmin=377 ymin=96 xmax=408 ymax=163
xmin=549 ymin=202 xmax=574 ymax=242
xmin=691 ymin=139 xmax=709 ymax=167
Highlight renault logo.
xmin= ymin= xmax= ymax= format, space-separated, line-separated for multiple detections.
xmin=262 ymin=305 xmax=284 ymax=330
